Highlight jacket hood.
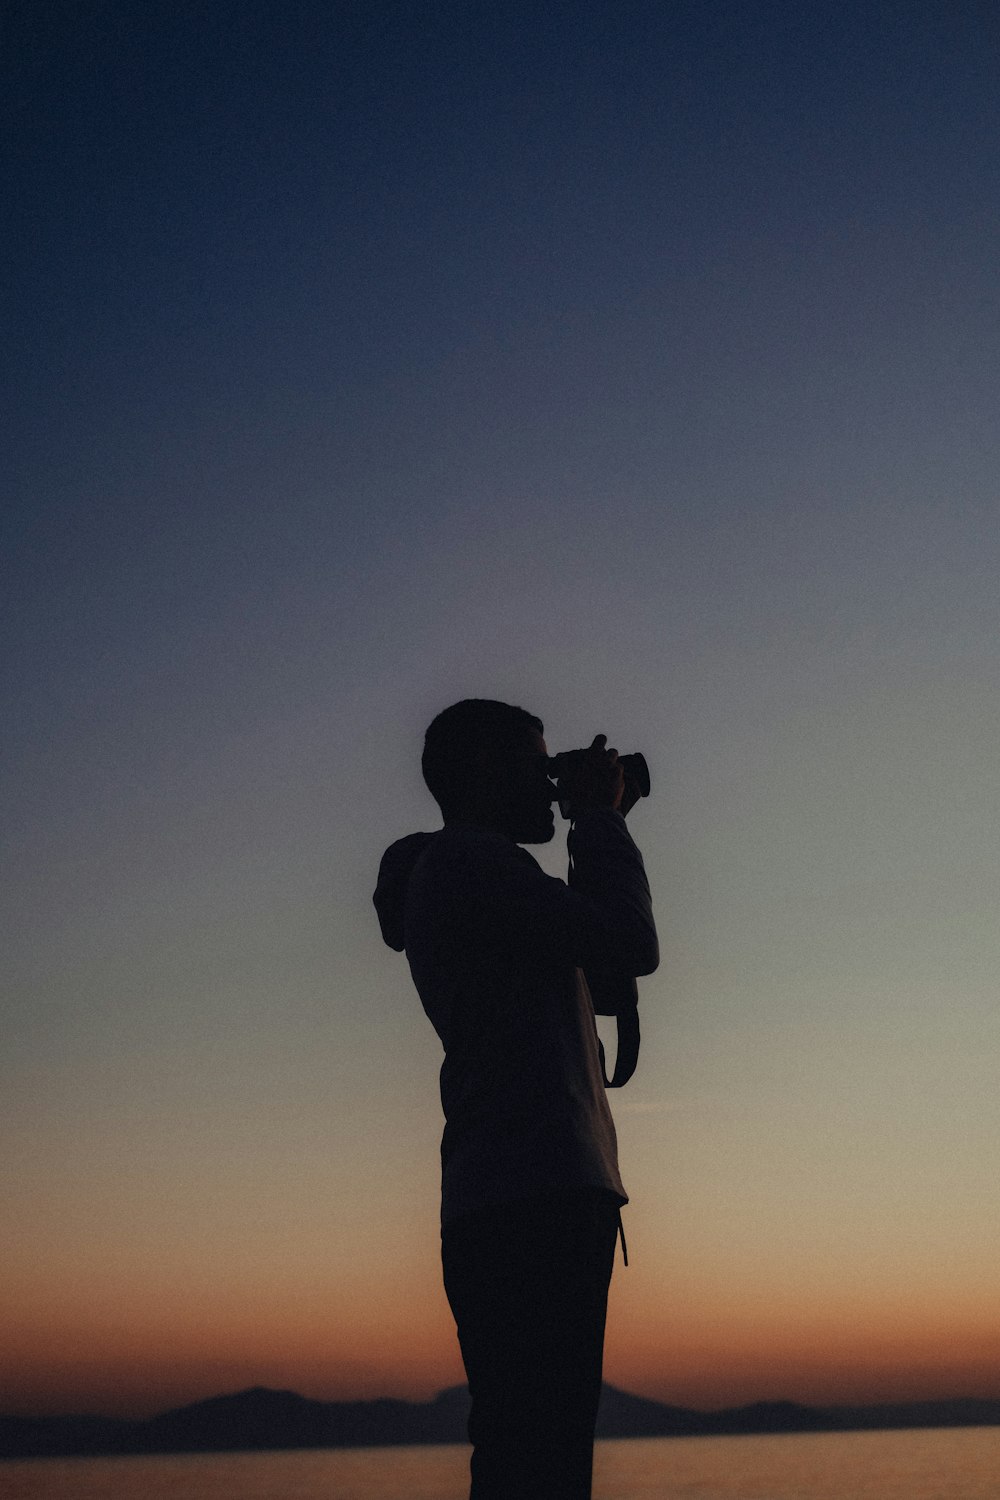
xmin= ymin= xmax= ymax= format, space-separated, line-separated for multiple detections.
xmin=373 ymin=832 xmax=437 ymax=951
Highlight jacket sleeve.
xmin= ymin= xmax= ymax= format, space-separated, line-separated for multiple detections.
xmin=472 ymin=810 xmax=659 ymax=980
xmin=568 ymin=809 xmax=659 ymax=976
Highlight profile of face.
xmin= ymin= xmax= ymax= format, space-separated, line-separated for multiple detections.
xmin=480 ymin=726 xmax=556 ymax=844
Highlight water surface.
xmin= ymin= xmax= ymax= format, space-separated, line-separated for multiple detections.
xmin=4 ymin=1426 xmax=999 ymax=1499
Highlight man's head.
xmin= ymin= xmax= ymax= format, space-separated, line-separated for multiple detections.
xmin=422 ymin=699 xmax=555 ymax=843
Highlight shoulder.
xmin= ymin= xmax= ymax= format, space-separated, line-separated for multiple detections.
xmin=411 ymin=824 xmax=544 ymax=902
xmin=434 ymin=823 xmax=540 ymax=865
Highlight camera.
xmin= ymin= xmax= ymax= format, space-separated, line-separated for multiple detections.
xmin=547 ymin=749 xmax=650 ymax=819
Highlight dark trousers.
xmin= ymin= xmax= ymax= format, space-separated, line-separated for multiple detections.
xmin=441 ymin=1187 xmax=620 ymax=1500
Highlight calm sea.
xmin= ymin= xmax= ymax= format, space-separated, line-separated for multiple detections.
xmin=3 ymin=1428 xmax=999 ymax=1500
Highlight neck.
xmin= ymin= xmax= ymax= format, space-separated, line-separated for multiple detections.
xmin=444 ymin=804 xmax=514 ymax=839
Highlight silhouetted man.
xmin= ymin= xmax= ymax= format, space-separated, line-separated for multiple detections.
xmin=374 ymin=699 xmax=658 ymax=1500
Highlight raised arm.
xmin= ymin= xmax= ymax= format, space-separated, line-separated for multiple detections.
xmin=452 ymin=808 xmax=657 ymax=981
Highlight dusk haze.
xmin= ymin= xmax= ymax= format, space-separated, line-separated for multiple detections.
xmin=4 ymin=0 xmax=999 ymax=1433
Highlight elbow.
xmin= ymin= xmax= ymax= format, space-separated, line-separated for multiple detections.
xmin=622 ymin=923 xmax=658 ymax=977
xmin=587 ymin=902 xmax=659 ymax=977
xmin=633 ymin=936 xmax=659 ymax=977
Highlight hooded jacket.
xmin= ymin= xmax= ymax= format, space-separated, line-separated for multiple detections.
xmin=374 ymin=808 xmax=657 ymax=1225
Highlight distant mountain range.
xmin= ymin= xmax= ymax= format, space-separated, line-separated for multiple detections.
xmin=3 ymin=1384 xmax=999 ymax=1461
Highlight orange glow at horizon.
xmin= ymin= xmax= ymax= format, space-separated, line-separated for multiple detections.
xmin=6 ymin=1250 xmax=1000 ymax=1419
xmin=7 ymin=1324 xmax=1000 ymax=1421
xmin=7 ymin=1071 xmax=1000 ymax=1421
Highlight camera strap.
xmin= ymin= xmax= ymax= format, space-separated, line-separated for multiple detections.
xmin=597 ymin=1004 xmax=640 ymax=1089
xmin=567 ymin=826 xmax=642 ymax=1089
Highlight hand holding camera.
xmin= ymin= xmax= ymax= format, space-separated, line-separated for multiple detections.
xmin=548 ymin=737 xmax=650 ymax=820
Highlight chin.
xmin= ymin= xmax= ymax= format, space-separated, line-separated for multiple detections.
xmin=518 ymin=813 xmax=556 ymax=844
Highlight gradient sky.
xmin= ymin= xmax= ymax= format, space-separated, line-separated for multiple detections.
xmin=4 ymin=0 xmax=1000 ymax=1419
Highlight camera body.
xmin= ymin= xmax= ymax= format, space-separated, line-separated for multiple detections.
xmin=547 ymin=749 xmax=650 ymax=820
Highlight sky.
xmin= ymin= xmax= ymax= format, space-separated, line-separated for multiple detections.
xmin=3 ymin=0 xmax=1000 ymax=1419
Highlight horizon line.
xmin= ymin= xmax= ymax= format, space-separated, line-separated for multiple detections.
xmin=9 ymin=1380 xmax=1000 ymax=1425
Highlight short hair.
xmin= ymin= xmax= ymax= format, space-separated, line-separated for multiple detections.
xmin=422 ymin=699 xmax=544 ymax=812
